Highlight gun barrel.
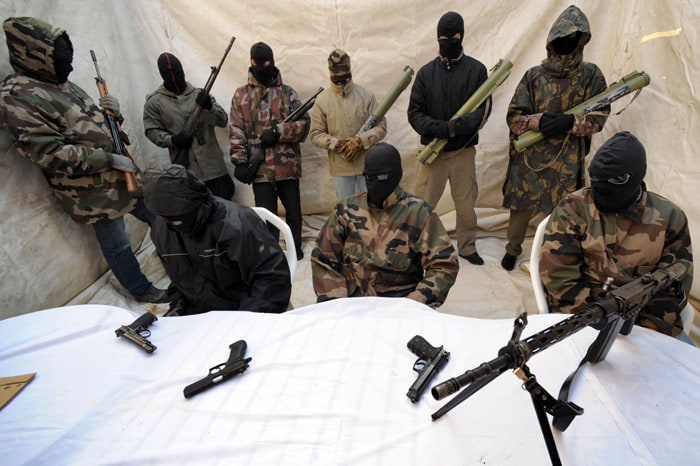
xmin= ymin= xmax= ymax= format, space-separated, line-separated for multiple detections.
xmin=513 ymin=70 xmax=651 ymax=152
xmin=417 ymin=58 xmax=512 ymax=165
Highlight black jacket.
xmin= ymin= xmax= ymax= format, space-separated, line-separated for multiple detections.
xmin=151 ymin=200 xmax=291 ymax=314
xmin=407 ymin=55 xmax=488 ymax=152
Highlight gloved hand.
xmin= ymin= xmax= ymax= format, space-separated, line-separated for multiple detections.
xmin=539 ymin=112 xmax=575 ymax=138
xmin=248 ymin=150 xmax=265 ymax=168
xmin=260 ymin=127 xmax=280 ymax=148
xmin=430 ymin=120 xmax=450 ymax=139
xmin=171 ymin=132 xmax=193 ymax=148
xmin=453 ymin=114 xmax=481 ymax=136
xmin=99 ymin=95 xmax=120 ymax=115
xmin=164 ymin=299 xmax=188 ymax=317
xmin=340 ymin=136 xmax=363 ymax=161
xmin=195 ymin=91 xmax=213 ymax=110
xmin=234 ymin=163 xmax=254 ymax=184
xmin=109 ymin=153 xmax=137 ymax=173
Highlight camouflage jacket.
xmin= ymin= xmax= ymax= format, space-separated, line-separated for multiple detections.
xmin=143 ymin=82 xmax=229 ymax=182
xmin=540 ymin=186 xmax=693 ymax=335
xmin=311 ymin=187 xmax=459 ymax=308
xmin=309 ymin=80 xmax=386 ymax=177
xmin=502 ymin=5 xmax=609 ymax=213
xmin=0 ymin=17 xmax=137 ymax=224
xmin=229 ymin=69 xmax=309 ymax=182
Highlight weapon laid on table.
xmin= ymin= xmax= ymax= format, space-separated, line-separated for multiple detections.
xmin=115 ymin=312 xmax=158 ymax=353
xmin=90 ymin=49 xmax=141 ymax=195
xmin=514 ymin=70 xmax=651 ymax=152
xmin=184 ymin=340 xmax=251 ymax=398
xmin=173 ymin=35 xmax=235 ymax=167
xmin=356 ymin=65 xmax=414 ymax=135
xmin=406 ymin=335 xmax=449 ymax=403
xmin=430 ymin=261 xmax=688 ymax=427
xmin=417 ymin=58 xmax=512 ymax=165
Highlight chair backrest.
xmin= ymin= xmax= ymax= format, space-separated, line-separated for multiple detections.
xmin=251 ymin=207 xmax=297 ymax=280
xmin=529 ymin=214 xmax=551 ymax=314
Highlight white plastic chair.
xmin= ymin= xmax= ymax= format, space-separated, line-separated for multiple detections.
xmin=530 ymin=214 xmax=694 ymax=335
xmin=252 ymin=207 xmax=297 ymax=280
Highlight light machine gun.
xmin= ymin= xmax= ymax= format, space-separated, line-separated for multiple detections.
xmin=513 ymin=70 xmax=651 ymax=152
xmin=173 ymin=35 xmax=235 ymax=167
xmin=417 ymin=58 xmax=512 ymax=165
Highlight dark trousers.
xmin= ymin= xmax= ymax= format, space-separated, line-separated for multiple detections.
xmin=205 ymin=174 xmax=235 ymax=201
xmin=252 ymin=179 xmax=302 ymax=254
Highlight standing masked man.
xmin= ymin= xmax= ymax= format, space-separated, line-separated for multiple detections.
xmin=408 ymin=11 xmax=489 ymax=266
xmin=143 ymin=52 xmax=235 ymax=200
xmin=229 ymin=42 xmax=309 ymax=260
xmin=0 ymin=16 xmax=167 ymax=303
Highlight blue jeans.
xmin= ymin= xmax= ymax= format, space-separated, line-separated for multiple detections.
xmin=92 ymin=198 xmax=156 ymax=297
xmin=333 ymin=175 xmax=366 ymax=200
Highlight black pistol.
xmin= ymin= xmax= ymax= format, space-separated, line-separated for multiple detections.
xmin=406 ymin=335 xmax=449 ymax=403
xmin=115 ymin=312 xmax=158 ymax=353
xmin=184 ymin=340 xmax=252 ymax=399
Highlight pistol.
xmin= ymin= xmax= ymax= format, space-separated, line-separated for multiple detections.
xmin=406 ymin=335 xmax=449 ymax=403
xmin=184 ymin=340 xmax=251 ymax=398
xmin=115 ymin=312 xmax=157 ymax=353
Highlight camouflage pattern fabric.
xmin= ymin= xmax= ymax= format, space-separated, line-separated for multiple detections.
xmin=540 ymin=186 xmax=693 ymax=336
xmin=311 ymin=187 xmax=459 ymax=308
xmin=0 ymin=17 xmax=136 ymax=224
xmin=502 ymin=5 xmax=609 ymax=213
xmin=229 ymin=69 xmax=309 ymax=182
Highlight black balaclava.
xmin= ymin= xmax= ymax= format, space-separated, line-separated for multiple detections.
xmin=363 ymin=142 xmax=402 ymax=207
xmin=53 ymin=33 xmax=73 ymax=84
xmin=437 ymin=11 xmax=464 ymax=60
xmin=250 ymin=42 xmax=275 ymax=86
xmin=143 ymin=165 xmax=215 ymax=236
xmin=158 ymin=53 xmax=186 ymax=94
xmin=588 ymin=131 xmax=647 ymax=212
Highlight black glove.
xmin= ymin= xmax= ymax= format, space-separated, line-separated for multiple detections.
xmin=249 ymin=150 xmax=265 ymax=168
xmin=430 ymin=120 xmax=450 ymax=139
xmin=234 ymin=163 xmax=255 ymax=184
xmin=260 ymin=127 xmax=280 ymax=148
xmin=452 ymin=114 xmax=481 ymax=137
xmin=171 ymin=132 xmax=193 ymax=148
xmin=195 ymin=91 xmax=213 ymax=110
xmin=539 ymin=112 xmax=575 ymax=138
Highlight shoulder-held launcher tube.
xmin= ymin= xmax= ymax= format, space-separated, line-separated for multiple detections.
xmin=357 ymin=65 xmax=414 ymax=135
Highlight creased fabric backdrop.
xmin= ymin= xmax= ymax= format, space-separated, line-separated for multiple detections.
xmin=0 ymin=0 xmax=698 ymax=316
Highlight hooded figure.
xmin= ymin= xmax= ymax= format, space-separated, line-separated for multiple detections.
xmin=143 ymin=165 xmax=291 ymax=315
xmin=500 ymin=5 xmax=609 ymax=270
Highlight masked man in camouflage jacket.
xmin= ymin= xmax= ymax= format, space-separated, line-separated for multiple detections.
xmin=0 ymin=17 xmax=167 ymax=303
xmin=143 ymin=52 xmax=235 ymax=200
xmin=540 ymin=132 xmax=693 ymax=338
xmin=309 ymin=48 xmax=387 ymax=200
xmin=311 ymin=143 xmax=459 ymax=308
xmin=501 ymin=5 xmax=609 ymax=272
xmin=229 ymin=42 xmax=309 ymax=260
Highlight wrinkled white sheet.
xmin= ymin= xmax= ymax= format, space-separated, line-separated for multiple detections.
xmin=1 ymin=297 xmax=699 ymax=465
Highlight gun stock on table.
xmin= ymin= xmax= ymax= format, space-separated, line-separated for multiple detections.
xmin=513 ymin=70 xmax=651 ymax=152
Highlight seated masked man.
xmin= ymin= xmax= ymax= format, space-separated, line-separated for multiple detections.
xmin=143 ymin=165 xmax=291 ymax=315
xmin=540 ymin=131 xmax=693 ymax=340
xmin=311 ymin=142 xmax=459 ymax=308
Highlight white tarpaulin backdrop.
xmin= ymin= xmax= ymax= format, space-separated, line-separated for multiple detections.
xmin=1 ymin=0 xmax=699 ymax=319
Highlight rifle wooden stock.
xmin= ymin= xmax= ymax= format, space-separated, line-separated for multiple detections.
xmin=90 ymin=50 xmax=140 ymax=195
xmin=513 ymin=70 xmax=651 ymax=152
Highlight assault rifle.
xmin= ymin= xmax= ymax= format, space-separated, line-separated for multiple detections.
xmin=357 ymin=65 xmax=414 ymax=135
xmin=406 ymin=335 xmax=449 ymax=403
xmin=513 ymin=70 xmax=651 ymax=152
xmin=184 ymin=340 xmax=251 ymax=398
xmin=115 ymin=312 xmax=158 ymax=353
xmin=431 ymin=261 xmax=687 ymax=423
xmin=417 ymin=58 xmax=512 ymax=165
xmin=173 ymin=35 xmax=235 ymax=167
xmin=90 ymin=50 xmax=141 ymax=195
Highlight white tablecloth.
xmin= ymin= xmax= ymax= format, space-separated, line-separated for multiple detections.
xmin=1 ymin=297 xmax=699 ymax=465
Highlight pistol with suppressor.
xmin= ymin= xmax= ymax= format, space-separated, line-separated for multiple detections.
xmin=406 ymin=335 xmax=449 ymax=403
xmin=184 ymin=340 xmax=251 ymax=398
xmin=115 ymin=312 xmax=158 ymax=353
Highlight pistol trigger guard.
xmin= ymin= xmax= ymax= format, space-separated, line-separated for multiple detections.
xmin=138 ymin=328 xmax=152 ymax=338
xmin=413 ymin=358 xmax=426 ymax=372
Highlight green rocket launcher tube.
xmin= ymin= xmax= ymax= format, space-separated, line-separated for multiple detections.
xmin=513 ymin=70 xmax=651 ymax=153
xmin=357 ymin=65 xmax=415 ymax=135
xmin=417 ymin=58 xmax=513 ymax=165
